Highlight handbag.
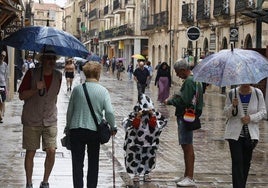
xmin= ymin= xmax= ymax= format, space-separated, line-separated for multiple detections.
xmin=183 ymin=82 xmax=201 ymax=131
xmin=82 ymin=83 xmax=111 ymax=144
xmin=61 ymin=132 xmax=71 ymax=150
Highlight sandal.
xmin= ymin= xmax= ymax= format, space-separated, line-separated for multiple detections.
xmin=133 ymin=174 xmax=140 ymax=182
xmin=144 ymin=174 xmax=151 ymax=182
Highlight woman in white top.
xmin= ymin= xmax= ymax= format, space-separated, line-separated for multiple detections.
xmin=223 ymin=84 xmax=266 ymax=188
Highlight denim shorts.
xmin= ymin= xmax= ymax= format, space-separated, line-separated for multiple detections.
xmin=177 ymin=117 xmax=193 ymax=145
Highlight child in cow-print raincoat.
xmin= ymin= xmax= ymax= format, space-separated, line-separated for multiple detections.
xmin=122 ymin=94 xmax=168 ymax=183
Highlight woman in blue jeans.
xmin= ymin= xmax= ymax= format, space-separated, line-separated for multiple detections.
xmin=65 ymin=62 xmax=117 ymax=188
xmin=224 ymin=84 xmax=266 ymax=188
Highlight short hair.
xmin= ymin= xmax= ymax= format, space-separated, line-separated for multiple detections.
xmin=174 ymin=58 xmax=190 ymax=70
xmin=139 ymin=61 xmax=144 ymax=66
xmin=83 ymin=61 xmax=102 ymax=79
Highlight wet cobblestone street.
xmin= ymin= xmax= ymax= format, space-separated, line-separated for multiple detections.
xmin=1 ymin=70 xmax=268 ymax=188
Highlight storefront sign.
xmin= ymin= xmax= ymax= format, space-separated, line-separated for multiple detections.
xmin=230 ymin=27 xmax=238 ymax=42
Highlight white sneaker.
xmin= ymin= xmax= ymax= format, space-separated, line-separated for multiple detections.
xmin=177 ymin=177 xmax=196 ymax=187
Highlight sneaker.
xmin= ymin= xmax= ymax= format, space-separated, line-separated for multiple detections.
xmin=39 ymin=182 xmax=49 ymax=188
xmin=133 ymin=174 xmax=140 ymax=182
xmin=144 ymin=174 xmax=151 ymax=182
xmin=177 ymin=177 xmax=195 ymax=187
xmin=26 ymin=183 xmax=33 ymax=188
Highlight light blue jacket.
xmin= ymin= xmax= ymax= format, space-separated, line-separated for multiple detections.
xmin=66 ymin=82 xmax=116 ymax=132
xmin=224 ymin=87 xmax=266 ymax=140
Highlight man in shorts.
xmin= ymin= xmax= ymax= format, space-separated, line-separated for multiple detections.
xmin=18 ymin=46 xmax=62 ymax=188
xmin=0 ymin=51 xmax=8 ymax=123
xmin=164 ymin=58 xmax=203 ymax=187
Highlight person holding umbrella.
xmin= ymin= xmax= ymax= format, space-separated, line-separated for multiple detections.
xmin=164 ymin=58 xmax=203 ymax=187
xmin=224 ymin=84 xmax=266 ymax=188
xmin=18 ymin=46 xmax=62 ymax=188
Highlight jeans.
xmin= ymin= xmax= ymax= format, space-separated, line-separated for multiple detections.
xmin=228 ymin=137 xmax=257 ymax=188
xmin=70 ymin=128 xmax=100 ymax=188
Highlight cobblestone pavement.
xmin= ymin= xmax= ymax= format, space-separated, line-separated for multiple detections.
xmin=1 ymin=70 xmax=268 ymax=188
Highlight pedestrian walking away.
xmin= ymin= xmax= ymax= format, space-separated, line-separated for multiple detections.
xmin=0 ymin=50 xmax=8 ymax=123
xmin=133 ymin=60 xmax=150 ymax=99
xmin=18 ymin=46 xmax=62 ymax=188
xmin=116 ymin=60 xmax=125 ymax=81
xmin=145 ymin=61 xmax=153 ymax=88
xmin=122 ymin=94 xmax=167 ymax=183
xmin=64 ymin=58 xmax=76 ymax=91
xmin=64 ymin=61 xmax=117 ymax=188
xmin=224 ymin=84 xmax=266 ymax=188
xmin=164 ymin=58 xmax=203 ymax=187
xmin=127 ymin=61 xmax=134 ymax=80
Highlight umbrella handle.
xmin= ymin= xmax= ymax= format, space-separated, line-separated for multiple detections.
xmin=39 ymin=88 xmax=45 ymax=96
xmin=39 ymin=66 xmax=45 ymax=96
xmin=232 ymin=87 xmax=238 ymax=116
xmin=232 ymin=106 xmax=238 ymax=116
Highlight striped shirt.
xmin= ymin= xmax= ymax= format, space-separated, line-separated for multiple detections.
xmin=239 ymin=93 xmax=251 ymax=138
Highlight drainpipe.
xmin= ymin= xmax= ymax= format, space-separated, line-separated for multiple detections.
xmin=256 ymin=0 xmax=264 ymax=48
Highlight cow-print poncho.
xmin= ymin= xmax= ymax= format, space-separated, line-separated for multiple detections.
xmin=122 ymin=94 xmax=168 ymax=174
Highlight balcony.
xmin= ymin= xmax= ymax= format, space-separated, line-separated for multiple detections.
xmin=87 ymin=29 xmax=98 ymax=38
xmin=213 ymin=0 xmax=230 ymax=21
xmin=196 ymin=0 xmax=210 ymax=24
xmin=141 ymin=11 xmax=168 ymax=31
xmin=104 ymin=5 xmax=114 ymax=18
xmin=236 ymin=0 xmax=256 ymax=20
xmin=181 ymin=3 xmax=194 ymax=25
xmin=88 ymin=8 xmax=99 ymax=20
xmin=113 ymin=0 xmax=125 ymax=14
xmin=239 ymin=1 xmax=268 ymax=23
xmin=125 ymin=0 xmax=135 ymax=8
xmin=99 ymin=24 xmax=134 ymax=40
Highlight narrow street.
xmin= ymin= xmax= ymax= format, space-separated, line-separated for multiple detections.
xmin=1 ymin=69 xmax=268 ymax=188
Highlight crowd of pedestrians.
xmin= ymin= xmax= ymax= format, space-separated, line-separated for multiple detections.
xmin=1 ymin=48 xmax=267 ymax=188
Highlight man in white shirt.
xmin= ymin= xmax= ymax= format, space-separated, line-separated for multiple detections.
xmin=23 ymin=55 xmax=35 ymax=74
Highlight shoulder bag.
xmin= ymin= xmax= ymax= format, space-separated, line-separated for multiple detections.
xmin=82 ymin=83 xmax=111 ymax=144
xmin=183 ymin=82 xmax=201 ymax=131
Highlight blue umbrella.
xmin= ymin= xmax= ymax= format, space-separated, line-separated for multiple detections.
xmin=87 ymin=53 xmax=101 ymax=62
xmin=0 ymin=26 xmax=89 ymax=58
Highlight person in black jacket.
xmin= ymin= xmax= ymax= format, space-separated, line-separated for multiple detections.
xmin=133 ymin=60 xmax=150 ymax=99
xmin=155 ymin=62 xmax=171 ymax=104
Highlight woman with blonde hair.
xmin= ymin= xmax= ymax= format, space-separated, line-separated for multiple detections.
xmin=65 ymin=61 xmax=117 ymax=188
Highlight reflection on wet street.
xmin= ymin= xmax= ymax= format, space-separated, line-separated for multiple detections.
xmin=1 ymin=70 xmax=268 ymax=187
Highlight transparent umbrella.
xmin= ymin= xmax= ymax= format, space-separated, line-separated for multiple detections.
xmin=192 ymin=47 xmax=268 ymax=87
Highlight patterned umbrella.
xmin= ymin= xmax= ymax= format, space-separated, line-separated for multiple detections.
xmin=192 ymin=47 xmax=268 ymax=87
